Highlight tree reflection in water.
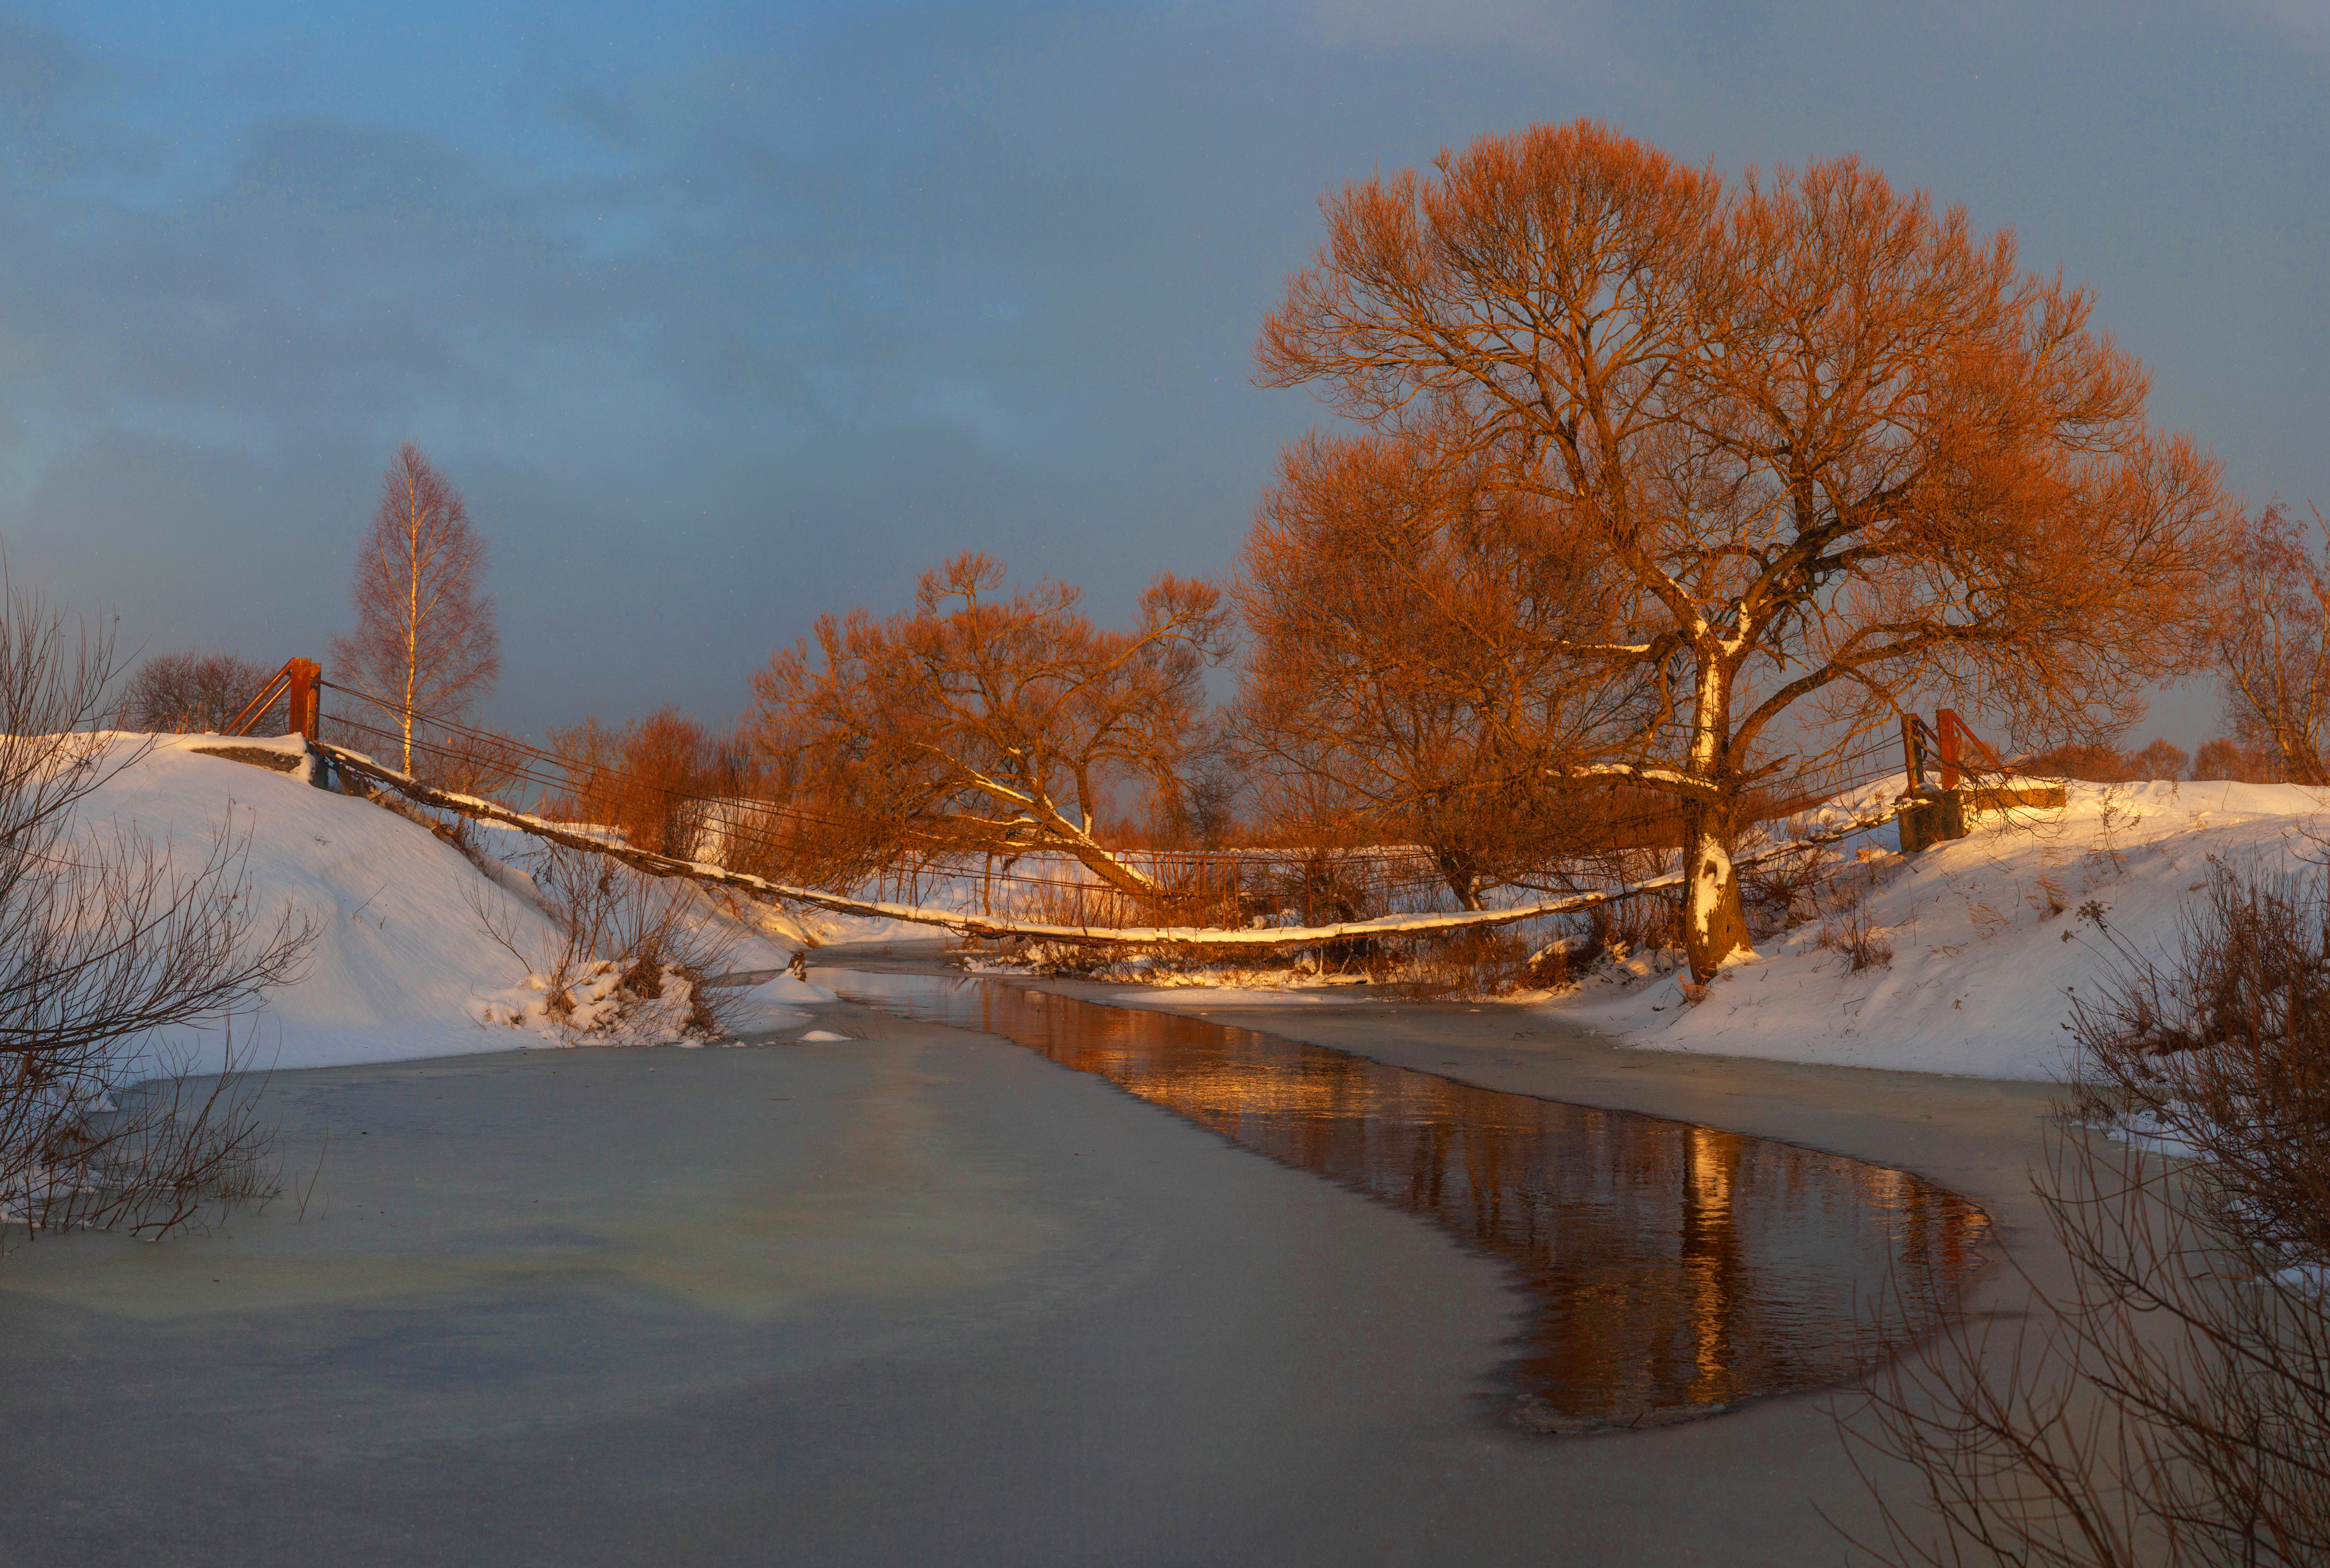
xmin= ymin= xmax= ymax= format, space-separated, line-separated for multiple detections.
xmin=827 ymin=972 xmax=1988 ymax=1433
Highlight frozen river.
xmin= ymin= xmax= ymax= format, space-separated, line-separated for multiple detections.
xmin=0 ymin=956 xmax=2040 ymax=1566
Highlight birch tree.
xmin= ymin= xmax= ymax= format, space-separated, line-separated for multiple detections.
xmin=750 ymin=553 xmax=1228 ymax=908
xmin=1258 ymin=120 xmax=2235 ymax=980
xmin=329 ymin=443 xmax=500 ymax=773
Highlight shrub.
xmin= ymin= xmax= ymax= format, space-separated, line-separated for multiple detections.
xmin=121 ymin=650 xmax=268 ymax=733
xmin=471 ymin=843 xmax=742 ymax=1044
xmin=1847 ymin=859 xmax=2330 ymax=1566
xmin=1 ymin=598 xmax=312 ymax=1249
xmin=1377 ymin=928 xmax=1539 ymax=1000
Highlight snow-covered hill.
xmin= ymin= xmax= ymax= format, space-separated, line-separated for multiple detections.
xmin=73 ymin=735 xmax=830 ymax=1074
xmin=1562 ymin=779 xmax=2330 ymax=1079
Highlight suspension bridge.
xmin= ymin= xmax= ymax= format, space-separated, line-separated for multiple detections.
xmin=213 ymin=658 xmax=2052 ymax=951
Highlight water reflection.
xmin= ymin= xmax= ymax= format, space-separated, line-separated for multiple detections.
xmin=824 ymin=970 xmax=1989 ymax=1433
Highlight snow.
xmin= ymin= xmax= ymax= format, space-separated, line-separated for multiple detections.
xmin=74 ymin=735 xmax=2330 ymax=1086
xmin=1563 ymin=778 xmax=2330 ymax=1079
xmin=73 ymin=736 xmax=818 ymax=1074
xmin=1066 ymin=778 xmax=2330 ymax=1083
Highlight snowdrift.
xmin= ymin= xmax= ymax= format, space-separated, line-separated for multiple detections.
xmin=1560 ymin=779 xmax=2330 ymax=1079
xmin=73 ymin=736 xmax=832 ymax=1074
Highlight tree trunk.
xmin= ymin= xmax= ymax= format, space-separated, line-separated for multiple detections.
xmin=1681 ymin=798 xmax=1751 ymax=984
xmin=1060 ymin=837 xmax=1164 ymax=905
xmin=1434 ymin=847 xmax=1485 ymax=912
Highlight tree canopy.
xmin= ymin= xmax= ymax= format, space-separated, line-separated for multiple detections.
xmin=1258 ymin=119 xmax=2236 ymax=978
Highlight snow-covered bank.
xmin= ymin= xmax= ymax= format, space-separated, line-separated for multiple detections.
xmin=75 ymin=736 xmax=832 ymax=1073
xmin=1570 ymin=779 xmax=2328 ymax=1079
xmin=81 ymin=735 xmax=2330 ymax=1083
xmin=1094 ymin=780 xmax=2330 ymax=1081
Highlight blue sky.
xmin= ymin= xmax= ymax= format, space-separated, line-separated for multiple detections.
xmin=2 ymin=0 xmax=2324 ymax=745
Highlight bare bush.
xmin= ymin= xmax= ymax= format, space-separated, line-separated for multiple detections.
xmin=120 ymin=650 xmax=269 ymax=733
xmin=471 ymin=843 xmax=742 ymax=1044
xmin=1847 ymin=859 xmax=2330 ymax=1566
xmin=1377 ymin=928 xmax=1544 ymax=1000
xmin=5 ymin=1029 xmax=281 ymax=1243
xmin=2074 ymin=863 xmax=2330 ymax=1268
xmin=0 ymin=591 xmax=314 ymax=1247
xmin=1741 ymin=845 xmax=1831 ymax=938
xmin=1589 ymin=884 xmax=1684 ymax=964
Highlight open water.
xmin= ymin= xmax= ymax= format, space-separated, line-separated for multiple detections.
xmin=825 ymin=968 xmax=1990 ymax=1432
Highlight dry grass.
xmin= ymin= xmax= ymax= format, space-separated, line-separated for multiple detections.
xmin=1814 ymin=866 xmax=1895 ymax=972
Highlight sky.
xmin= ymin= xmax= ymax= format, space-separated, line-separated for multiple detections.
xmin=1 ymin=0 xmax=2323 ymax=747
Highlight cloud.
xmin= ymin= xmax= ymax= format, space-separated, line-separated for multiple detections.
xmin=1307 ymin=0 xmax=1575 ymax=50
xmin=0 ymin=0 xmax=2319 ymax=749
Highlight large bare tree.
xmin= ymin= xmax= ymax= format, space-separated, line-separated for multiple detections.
xmin=1258 ymin=120 xmax=2235 ymax=980
xmin=330 ymin=443 xmax=500 ymax=773
xmin=750 ymin=553 xmax=1228 ymax=907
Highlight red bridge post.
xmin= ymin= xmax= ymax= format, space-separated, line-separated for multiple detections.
xmin=284 ymin=660 xmax=322 ymax=743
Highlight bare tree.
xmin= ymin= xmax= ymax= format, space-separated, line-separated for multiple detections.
xmin=2213 ymin=502 xmax=2330 ymax=785
xmin=1257 ymin=120 xmax=2235 ymax=980
xmin=1235 ymin=430 xmax=1636 ymax=909
xmin=121 ymin=650 xmax=269 ymax=733
xmin=409 ymin=721 xmax=529 ymax=803
xmin=0 ymin=587 xmax=314 ymax=1242
xmin=2124 ymin=738 xmax=2191 ymax=781
xmin=548 ymin=705 xmax=744 ymax=859
xmin=330 ymin=443 xmax=500 ymax=773
xmin=1149 ymin=744 xmax=1243 ymax=850
xmin=2190 ymin=736 xmax=2285 ymax=783
xmin=750 ymin=553 xmax=1229 ymax=908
